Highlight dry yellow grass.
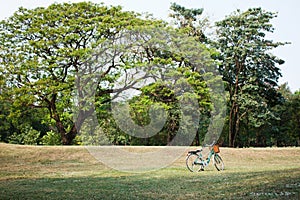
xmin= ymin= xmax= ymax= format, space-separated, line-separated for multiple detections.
xmin=1 ymin=143 xmax=300 ymax=178
xmin=0 ymin=143 xmax=300 ymax=199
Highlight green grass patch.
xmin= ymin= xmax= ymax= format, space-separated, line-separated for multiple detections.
xmin=0 ymin=143 xmax=299 ymax=199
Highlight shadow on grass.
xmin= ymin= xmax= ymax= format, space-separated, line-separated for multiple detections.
xmin=1 ymin=167 xmax=299 ymax=200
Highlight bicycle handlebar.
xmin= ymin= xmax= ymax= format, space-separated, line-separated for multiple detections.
xmin=203 ymin=140 xmax=216 ymax=147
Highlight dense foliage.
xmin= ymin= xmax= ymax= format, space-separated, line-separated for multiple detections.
xmin=213 ymin=8 xmax=289 ymax=147
xmin=0 ymin=2 xmax=298 ymax=147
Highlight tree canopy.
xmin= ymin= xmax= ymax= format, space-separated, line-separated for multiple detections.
xmin=0 ymin=2 xmax=154 ymax=144
xmin=0 ymin=2 xmax=297 ymax=147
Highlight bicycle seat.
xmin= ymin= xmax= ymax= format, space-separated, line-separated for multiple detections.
xmin=188 ymin=149 xmax=202 ymax=154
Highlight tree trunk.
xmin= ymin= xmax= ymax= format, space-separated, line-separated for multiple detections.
xmin=61 ymin=125 xmax=77 ymax=145
xmin=234 ymin=108 xmax=241 ymax=147
xmin=61 ymin=110 xmax=90 ymax=145
xmin=228 ymin=109 xmax=235 ymax=147
xmin=255 ymin=128 xmax=265 ymax=147
xmin=195 ymin=131 xmax=200 ymax=146
xmin=49 ymin=99 xmax=78 ymax=145
xmin=228 ymin=58 xmax=243 ymax=147
xmin=229 ymin=103 xmax=238 ymax=147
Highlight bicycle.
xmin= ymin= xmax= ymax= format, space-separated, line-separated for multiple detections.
xmin=186 ymin=141 xmax=224 ymax=172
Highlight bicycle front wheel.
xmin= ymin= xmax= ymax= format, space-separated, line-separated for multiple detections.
xmin=214 ymin=154 xmax=224 ymax=171
xmin=186 ymin=153 xmax=203 ymax=172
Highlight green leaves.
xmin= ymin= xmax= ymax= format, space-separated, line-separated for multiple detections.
xmin=214 ymin=8 xmax=289 ymax=146
xmin=0 ymin=2 xmax=151 ymax=144
xmin=0 ymin=2 xmax=294 ymax=147
xmin=169 ymin=3 xmax=207 ymax=42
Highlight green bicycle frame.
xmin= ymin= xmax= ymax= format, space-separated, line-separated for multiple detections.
xmin=196 ymin=148 xmax=215 ymax=166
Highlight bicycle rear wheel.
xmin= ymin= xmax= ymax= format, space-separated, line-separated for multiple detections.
xmin=186 ymin=153 xmax=203 ymax=172
xmin=213 ymin=154 xmax=224 ymax=171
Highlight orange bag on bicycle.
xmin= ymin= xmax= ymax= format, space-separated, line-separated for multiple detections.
xmin=213 ymin=144 xmax=220 ymax=153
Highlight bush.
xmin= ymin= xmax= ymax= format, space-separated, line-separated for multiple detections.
xmin=8 ymin=126 xmax=40 ymax=145
xmin=41 ymin=131 xmax=61 ymax=145
xmin=7 ymin=132 xmax=23 ymax=144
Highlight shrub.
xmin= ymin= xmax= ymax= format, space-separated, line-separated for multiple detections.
xmin=41 ymin=130 xmax=61 ymax=145
xmin=8 ymin=126 xmax=40 ymax=145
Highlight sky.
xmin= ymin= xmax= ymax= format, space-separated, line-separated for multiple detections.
xmin=0 ymin=0 xmax=299 ymax=92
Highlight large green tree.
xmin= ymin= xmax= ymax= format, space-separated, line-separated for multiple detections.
xmin=83 ymin=27 xmax=219 ymax=146
xmin=0 ymin=2 xmax=152 ymax=144
xmin=0 ymin=2 xmax=217 ymax=146
xmin=214 ymin=8 xmax=288 ymax=147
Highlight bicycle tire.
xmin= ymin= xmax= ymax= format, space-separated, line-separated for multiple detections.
xmin=213 ymin=154 xmax=224 ymax=171
xmin=186 ymin=153 xmax=203 ymax=172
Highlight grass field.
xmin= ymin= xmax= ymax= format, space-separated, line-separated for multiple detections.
xmin=0 ymin=143 xmax=299 ymax=199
